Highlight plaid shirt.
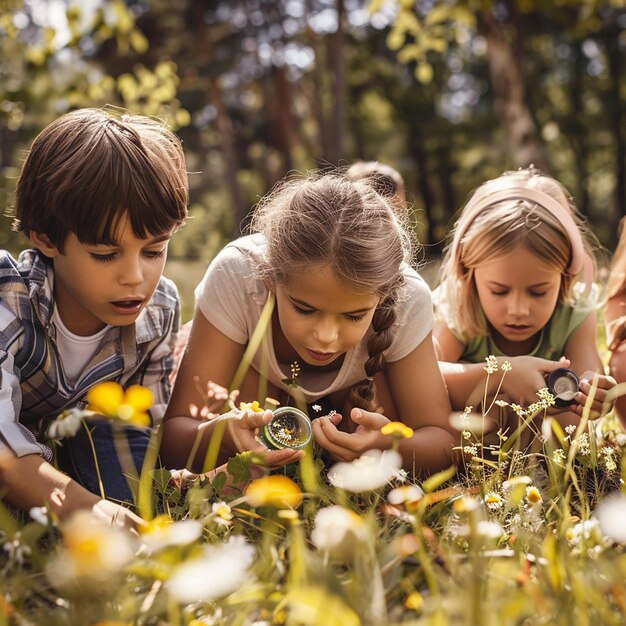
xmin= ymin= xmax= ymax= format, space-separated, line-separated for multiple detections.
xmin=0 ymin=249 xmax=180 ymax=461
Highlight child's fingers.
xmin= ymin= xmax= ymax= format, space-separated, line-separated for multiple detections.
xmin=540 ymin=357 xmax=571 ymax=373
xmin=312 ymin=415 xmax=382 ymax=459
xmin=239 ymin=409 xmax=273 ymax=428
xmin=251 ymin=448 xmax=302 ymax=468
xmin=311 ymin=418 xmax=358 ymax=459
xmin=350 ymin=407 xmax=389 ymax=430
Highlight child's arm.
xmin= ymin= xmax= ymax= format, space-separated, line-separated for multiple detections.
xmin=160 ymin=312 xmax=301 ymax=472
xmin=0 ymin=453 xmax=144 ymax=530
xmin=563 ymin=313 xmax=616 ymax=417
xmin=314 ymin=332 xmax=458 ymax=473
xmin=606 ymin=289 xmax=626 ymax=427
xmin=435 ymin=322 xmax=567 ymax=410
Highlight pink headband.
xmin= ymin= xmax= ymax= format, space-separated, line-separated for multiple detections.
xmin=450 ymin=185 xmax=593 ymax=288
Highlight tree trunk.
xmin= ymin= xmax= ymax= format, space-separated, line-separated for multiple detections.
xmin=603 ymin=18 xmax=626 ymax=238
xmin=269 ymin=66 xmax=296 ymax=173
xmin=475 ymin=10 xmax=547 ymax=170
xmin=208 ymin=75 xmax=247 ymax=236
xmin=326 ymin=0 xmax=346 ymax=164
xmin=304 ymin=0 xmax=330 ymax=162
xmin=569 ymin=40 xmax=590 ymax=218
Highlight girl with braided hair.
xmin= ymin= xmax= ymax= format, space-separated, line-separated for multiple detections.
xmin=161 ymin=171 xmax=455 ymax=474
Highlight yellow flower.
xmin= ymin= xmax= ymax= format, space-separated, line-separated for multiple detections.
xmin=139 ymin=514 xmax=173 ymax=536
xmin=381 ymin=421 xmax=414 ymax=439
xmin=86 ymin=382 xmax=152 ymax=427
xmin=525 ymin=485 xmax=542 ymax=505
xmin=405 ymin=591 xmax=424 ymax=611
xmin=239 ymin=400 xmax=264 ymax=413
xmin=244 ymin=475 xmax=303 ymax=509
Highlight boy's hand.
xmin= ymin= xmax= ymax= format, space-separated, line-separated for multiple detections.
xmin=91 ymin=498 xmax=146 ymax=533
xmin=312 ymin=408 xmax=392 ymax=462
xmin=570 ymin=372 xmax=616 ymax=418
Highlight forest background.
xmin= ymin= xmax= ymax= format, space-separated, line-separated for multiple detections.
xmin=1 ymin=0 xmax=625 ymax=321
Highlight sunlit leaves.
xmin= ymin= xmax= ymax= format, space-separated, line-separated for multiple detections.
xmin=379 ymin=1 xmax=474 ymax=83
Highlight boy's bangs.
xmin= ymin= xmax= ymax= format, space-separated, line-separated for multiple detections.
xmin=72 ymin=151 xmax=187 ymax=246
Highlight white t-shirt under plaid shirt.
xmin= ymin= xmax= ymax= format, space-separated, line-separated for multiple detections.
xmin=194 ymin=234 xmax=434 ymax=405
xmin=0 ymin=249 xmax=180 ymax=461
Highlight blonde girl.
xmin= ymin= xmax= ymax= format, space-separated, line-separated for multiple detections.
xmin=435 ymin=168 xmax=615 ymax=428
xmin=161 ymin=171 xmax=455 ymax=474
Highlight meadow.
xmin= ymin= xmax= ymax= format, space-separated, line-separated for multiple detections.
xmin=2 ymin=355 xmax=626 ymax=626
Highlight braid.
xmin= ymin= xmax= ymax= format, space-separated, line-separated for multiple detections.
xmin=348 ymin=286 xmax=400 ymax=412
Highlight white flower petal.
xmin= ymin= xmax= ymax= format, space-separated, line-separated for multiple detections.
xmin=167 ymin=536 xmax=255 ymax=603
xmin=142 ymin=519 xmax=203 ymax=551
xmin=311 ymin=506 xmax=368 ymax=560
xmin=328 ymin=449 xmax=402 ymax=493
xmin=595 ymin=493 xmax=626 ymax=543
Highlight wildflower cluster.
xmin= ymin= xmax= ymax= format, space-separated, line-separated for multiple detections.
xmin=5 ymin=364 xmax=626 ymax=625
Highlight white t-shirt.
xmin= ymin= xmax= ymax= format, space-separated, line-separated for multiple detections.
xmin=194 ymin=234 xmax=434 ymax=404
xmin=51 ymin=304 xmax=111 ymax=384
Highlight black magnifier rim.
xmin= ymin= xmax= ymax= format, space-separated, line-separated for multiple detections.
xmin=545 ymin=368 xmax=579 ymax=407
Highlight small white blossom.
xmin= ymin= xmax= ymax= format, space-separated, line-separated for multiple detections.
xmin=484 ymin=355 xmax=498 ymax=374
xmin=167 ymin=535 xmax=255 ymax=603
xmin=566 ymin=519 xmax=603 ymax=547
xmin=328 ymin=449 xmax=402 ymax=493
xmin=388 ymin=484 xmax=424 ymax=505
xmin=311 ymin=506 xmax=369 ymax=561
xmin=595 ymin=493 xmax=626 ymax=543
xmin=29 ymin=507 xmax=51 ymax=526
xmin=47 ymin=408 xmax=83 ymax=440
xmin=211 ymin=502 xmax=233 ymax=526
xmin=3 ymin=534 xmax=31 ymax=568
xmin=463 ymin=445 xmax=478 ymax=457
xmin=141 ymin=519 xmax=203 ymax=552
xmin=311 ymin=404 xmax=322 ymax=413
xmin=484 ymin=491 xmax=504 ymax=510
xmin=573 ymin=432 xmax=590 ymax=456
xmin=453 ymin=521 xmax=503 ymax=540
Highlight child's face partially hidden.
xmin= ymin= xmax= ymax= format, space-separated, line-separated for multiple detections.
xmin=32 ymin=216 xmax=172 ymax=336
xmin=473 ymin=245 xmax=562 ymax=356
xmin=272 ymin=263 xmax=380 ymax=369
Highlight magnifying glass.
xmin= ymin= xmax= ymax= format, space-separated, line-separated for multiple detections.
xmin=260 ymin=406 xmax=313 ymax=450
xmin=545 ymin=368 xmax=579 ymax=408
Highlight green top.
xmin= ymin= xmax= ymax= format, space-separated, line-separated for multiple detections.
xmin=434 ymin=283 xmax=597 ymax=363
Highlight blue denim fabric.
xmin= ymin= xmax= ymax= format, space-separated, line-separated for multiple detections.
xmin=58 ymin=420 xmax=154 ymax=504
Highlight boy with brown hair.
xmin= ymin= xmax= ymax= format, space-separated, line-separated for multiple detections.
xmin=0 ymin=108 xmax=188 ymax=529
